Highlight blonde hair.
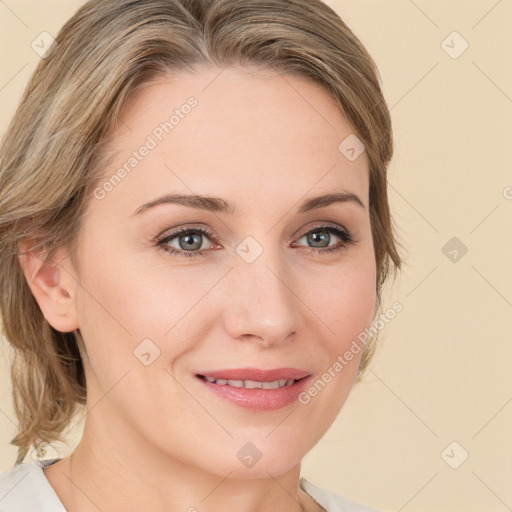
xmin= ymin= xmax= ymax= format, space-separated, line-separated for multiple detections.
xmin=0 ymin=0 xmax=403 ymax=466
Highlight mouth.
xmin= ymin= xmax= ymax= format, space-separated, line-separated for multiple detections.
xmin=194 ymin=367 xmax=312 ymax=411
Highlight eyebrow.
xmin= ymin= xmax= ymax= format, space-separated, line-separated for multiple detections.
xmin=132 ymin=191 xmax=365 ymax=217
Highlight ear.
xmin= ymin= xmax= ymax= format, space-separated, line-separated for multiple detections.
xmin=17 ymin=241 xmax=79 ymax=333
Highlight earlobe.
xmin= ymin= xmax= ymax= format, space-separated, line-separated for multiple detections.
xmin=17 ymin=241 xmax=79 ymax=333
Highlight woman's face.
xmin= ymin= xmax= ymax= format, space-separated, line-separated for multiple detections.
xmin=65 ymin=65 xmax=376 ymax=477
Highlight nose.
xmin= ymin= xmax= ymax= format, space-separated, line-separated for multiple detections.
xmin=219 ymin=245 xmax=304 ymax=348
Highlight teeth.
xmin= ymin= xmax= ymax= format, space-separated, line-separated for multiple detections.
xmin=203 ymin=376 xmax=296 ymax=388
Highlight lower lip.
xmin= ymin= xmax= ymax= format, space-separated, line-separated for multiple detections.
xmin=196 ymin=375 xmax=312 ymax=411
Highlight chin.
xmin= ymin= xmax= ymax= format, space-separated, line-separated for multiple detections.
xmin=204 ymin=439 xmax=304 ymax=480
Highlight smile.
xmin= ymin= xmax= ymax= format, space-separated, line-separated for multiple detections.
xmin=198 ymin=375 xmax=298 ymax=389
xmin=194 ymin=369 xmax=312 ymax=411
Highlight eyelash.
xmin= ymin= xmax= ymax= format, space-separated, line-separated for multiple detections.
xmin=155 ymin=224 xmax=356 ymax=259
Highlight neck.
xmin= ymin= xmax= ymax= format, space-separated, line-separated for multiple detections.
xmin=44 ymin=410 xmax=319 ymax=512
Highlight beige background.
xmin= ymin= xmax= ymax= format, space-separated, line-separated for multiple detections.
xmin=1 ymin=1 xmax=511 ymax=511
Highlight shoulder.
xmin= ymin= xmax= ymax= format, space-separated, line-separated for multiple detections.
xmin=300 ymin=477 xmax=382 ymax=512
xmin=0 ymin=458 xmax=66 ymax=511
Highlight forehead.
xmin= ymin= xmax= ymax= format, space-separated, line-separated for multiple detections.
xmin=94 ymin=66 xmax=369 ymax=214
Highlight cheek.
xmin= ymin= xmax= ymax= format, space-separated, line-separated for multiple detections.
xmin=73 ymin=244 xmax=211 ymax=382
xmin=293 ymin=265 xmax=376 ymax=433
xmin=308 ymin=254 xmax=377 ymax=349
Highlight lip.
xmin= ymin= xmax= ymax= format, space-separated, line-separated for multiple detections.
xmin=195 ymin=367 xmax=312 ymax=411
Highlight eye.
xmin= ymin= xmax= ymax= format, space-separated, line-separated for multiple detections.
xmin=292 ymin=224 xmax=356 ymax=255
xmin=156 ymin=226 xmax=216 ymax=258
xmin=155 ymin=223 xmax=356 ymax=258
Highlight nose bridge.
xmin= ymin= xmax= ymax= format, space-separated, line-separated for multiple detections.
xmin=220 ymin=237 xmax=300 ymax=345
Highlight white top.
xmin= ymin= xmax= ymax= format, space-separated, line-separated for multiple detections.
xmin=0 ymin=458 xmax=380 ymax=512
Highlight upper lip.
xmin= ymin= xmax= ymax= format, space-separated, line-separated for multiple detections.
xmin=197 ymin=367 xmax=310 ymax=382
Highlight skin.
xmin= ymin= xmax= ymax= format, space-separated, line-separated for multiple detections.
xmin=19 ymin=65 xmax=376 ymax=512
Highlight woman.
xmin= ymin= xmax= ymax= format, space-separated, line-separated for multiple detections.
xmin=0 ymin=0 xmax=402 ymax=510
